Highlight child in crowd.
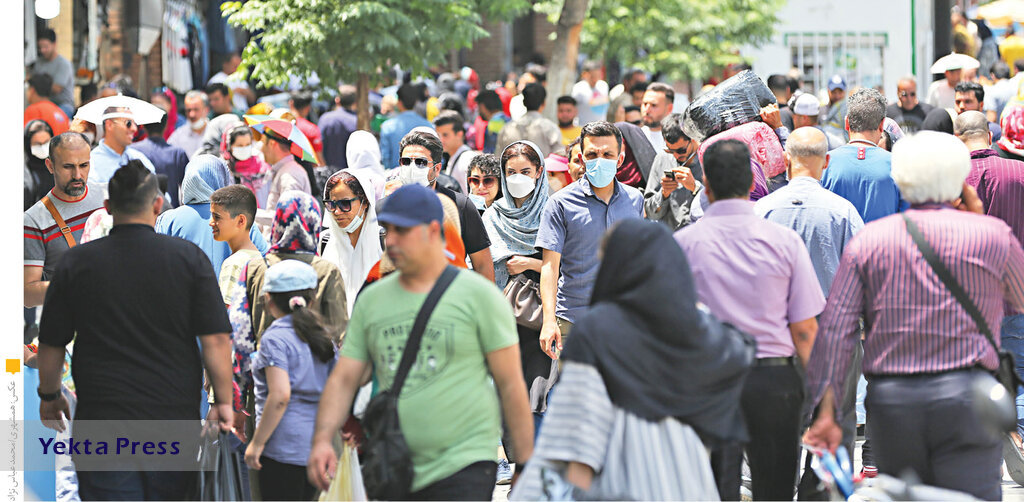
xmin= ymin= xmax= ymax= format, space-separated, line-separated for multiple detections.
xmin=210 ymin=185 xmax=261 ymax=307
xmin=244 ymin=260 xmax=337 ymax=501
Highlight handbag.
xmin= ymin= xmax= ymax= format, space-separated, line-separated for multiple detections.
xmin=504 ymin=274 xmax=543 ymax=331
xmin=360 ymin=265 xmax=460 ymax=500
xmin=903 ymin=214 xmax=1024 ymax=399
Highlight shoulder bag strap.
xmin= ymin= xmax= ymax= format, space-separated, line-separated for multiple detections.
xmin=902 ymin=214 xmax=996 ymax=351
xmin=41 ymin=196 xmax=76 ymax=248
xmin=390 ymin=265 xmax=460 ymax=396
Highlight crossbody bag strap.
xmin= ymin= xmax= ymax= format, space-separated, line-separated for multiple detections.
xmin=41 ymin=196 xmax=76 ymax=248
xmin=902 ymin=214 xmax=996 ymax=351
xmin=390 ymin=265 xmax=460 ymax=396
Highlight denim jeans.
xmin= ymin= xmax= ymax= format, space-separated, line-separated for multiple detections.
xmin=1001 ymin=314 xmax=1024 ymax=438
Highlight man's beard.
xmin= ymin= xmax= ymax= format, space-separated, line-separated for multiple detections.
xmin=559 ymin=121 xmax=574 ymax=128
xmin=642 ymin=117 xmax=660 ymax=128
xmin=63 ymin=179 xmax=86 ymax=197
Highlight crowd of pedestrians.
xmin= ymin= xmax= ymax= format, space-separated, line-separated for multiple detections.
xmin=20 ymin=11 xmax=1024 ymax=502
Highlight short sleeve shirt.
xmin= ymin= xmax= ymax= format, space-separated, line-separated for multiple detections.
xmin=535 ymin=178 xmax=644 ymax=323
xmin=253 ymin=316 xmax=337 ymax=465
xmin=31 ymin=55 xmax=74 ymax=107
xmin=38 ymin=224 xmax=230 ymax=420
xmin=436 ymin=184 xmax=491 ymax=255
xmin=340 ymin=270 xmax=517 ymax=491
xmin=24 ymin=184 xmax=106 ymax=279
xmin=219 ymin=249 xmax=263 ymax=306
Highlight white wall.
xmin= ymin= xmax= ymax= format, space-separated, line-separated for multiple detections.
xmin=742 ymin=0 xmax=936 ymax=100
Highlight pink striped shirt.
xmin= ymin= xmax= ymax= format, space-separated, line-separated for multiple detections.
xmin=806 ymin=205 xmax=1024 ymax=418
xmin=967 ymin=149 xmax=1024 ymax=315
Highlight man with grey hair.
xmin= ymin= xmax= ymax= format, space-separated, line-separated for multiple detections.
xmin=821 ymin=88 xmax=907 ymax=223
xmin=168 ymin=90 xmax=210 ymax=158
xmin=958 ymin=110 xmax=1024 ymax=452
xmin=804 ymin=131 xmax=1024 ymax=499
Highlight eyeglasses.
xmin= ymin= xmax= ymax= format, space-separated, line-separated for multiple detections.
xmin=324 ymin=197 xmax=359 ymax=212
xmin=664 ymin=144 xmax=691 ymax=155
xmin=468 ymin=175 xmax=498 ymax=188
xmin=399 ymin=157 xmax=432 ymax=167
xmin=899 ymin=91 xmax=916 ymax=97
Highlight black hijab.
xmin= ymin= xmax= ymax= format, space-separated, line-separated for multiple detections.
xmin=561 ymin=220 xmax=756 ymax=444
xmin=614 ymin=121 xmax=657 ymax=185
xmin=922 ymin=107 xmax=955 ymax=135
xmin=24 ymin=120 xmax=54 ymax=210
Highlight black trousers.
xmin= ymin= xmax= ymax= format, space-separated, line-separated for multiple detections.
xmin=740 ymin=364 xmax=804 ymax=501
xmin=258 ymin=456 xmax=318 ymax=501
xmin=403 ymin=461 xmax=496 ymax=501
xmin=866 ymin=370 xmax=1001 ymax=500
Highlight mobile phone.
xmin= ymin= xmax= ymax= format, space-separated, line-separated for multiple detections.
xmin=664 ymin=169 xmax=675 ymax=180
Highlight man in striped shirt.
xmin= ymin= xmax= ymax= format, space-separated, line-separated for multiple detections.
xmin=957 ymin=110 xmax=1024 ymax=448
xmin=804 ymin=132 xmax=1024 ymax=500
xmin=24 ymin=133 xmax=106 ymax=309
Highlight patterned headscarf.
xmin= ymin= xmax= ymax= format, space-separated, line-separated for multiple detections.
xmin=999 ymin=104 xmax=1024 ymax=157
xmin=269 ymin=190 xmax=322 ymax=254
xmin=180 ymin=154 xmax=232 ymax=205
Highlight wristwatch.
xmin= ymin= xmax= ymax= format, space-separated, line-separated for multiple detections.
xmin=37 ymin=388 xmax=61 ymax=402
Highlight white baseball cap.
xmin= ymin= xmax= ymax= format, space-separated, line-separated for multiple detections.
xmin=792 ymin=93 xmax=821 ymax=116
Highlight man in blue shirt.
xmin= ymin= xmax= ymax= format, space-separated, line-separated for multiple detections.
xmin=820 ymin=88 xmax=907 ymax=223
xmin=755 ymin=127 xmax=864 ymax=295
xmin=318 ymin=84 xmax=358 ymax=170
xmin=379 ymin=84 xmax=433 ymax=170
xmin=88 ymin=107 xmax=157 ymax=183
xmin=535 ymin=121 xmax=644 ymax=359
xmin=132 ymin=114 xmax=188 ymax=207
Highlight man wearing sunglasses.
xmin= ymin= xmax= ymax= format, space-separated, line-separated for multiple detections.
xmin=397 ymin=131 xmax=495 ymax=282
xmin=885 ymin=76 xmax=934 ymax=134
xmin=88 ymin=106 xmax=157 ymax=184
xmin=643 ymin=113 xmax=703 ymax=231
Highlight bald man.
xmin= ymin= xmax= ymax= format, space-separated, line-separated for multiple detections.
xmin=754 ymin=127 xmax=866 ymax=476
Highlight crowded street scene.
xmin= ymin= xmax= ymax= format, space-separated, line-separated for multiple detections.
xmin=17 ymin=0 xmax=1024 ymax=500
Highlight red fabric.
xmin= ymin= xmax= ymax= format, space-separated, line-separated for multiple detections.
xmin=470 ymin=115 xmax=488 ymax=151
xmin=24 ymin=101 xmax=69 ymax=135
xmin=495 ymin=87 xmax=512 ymax=117
xmin=163 ymin=89 xmax=178 ymax=140
xmin=615 ymin=142 xmax=645 ymax=188
xmin=296 ymin=116 xmax=323 ymax=153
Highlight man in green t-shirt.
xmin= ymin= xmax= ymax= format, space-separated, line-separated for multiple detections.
xmin=308 ymin=184 xmax=534 ymax=499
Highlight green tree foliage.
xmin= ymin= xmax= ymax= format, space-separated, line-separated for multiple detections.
xmin=571 ymin=0 xmax=784 ymax=80
xmin=222 ymin=0 xmax=530 ymax=90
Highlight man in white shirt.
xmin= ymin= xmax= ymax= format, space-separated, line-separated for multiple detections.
xmin=926 ymin=66 xmax=964 ymax=110
xmin=641 ymin=83 xmax=675 ymax=151
xmin=571 ymin=60 xmax=610 ymax=126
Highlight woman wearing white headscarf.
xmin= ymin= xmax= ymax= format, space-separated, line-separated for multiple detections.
xmin=320 ymin=168 xmax=382 ymax=315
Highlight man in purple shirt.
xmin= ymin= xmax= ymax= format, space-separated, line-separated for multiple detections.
xmin=675 ymin=139 xmax=825 ymax=501
xmin=957 ymin=110 xmax=1024 ymax=447
xmin=133 ymin=114 xmax=188 ymax=207
xmin=804 ymin=132 xmax=1024 ymax=500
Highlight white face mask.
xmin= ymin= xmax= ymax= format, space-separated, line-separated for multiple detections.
xmin=505 ymin=173 xmax=536 ymax=199
xmin=30 ymin=144 xmax=49 ymax=160
xmin=468 ymin=193 xmax=487 ymax=210
xmin=343 ymin=209 xmax=365 ymax=234
xmin=398 ymin=164 xmax=431 ymax=187
xmin=232 ymin=146 xmax=253 ymax=161
xmin=188 ymin=117 xmax=208 ymax=131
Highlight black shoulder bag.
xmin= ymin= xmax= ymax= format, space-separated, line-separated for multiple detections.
xmin=360 ymin=265 xmax=460 ymax=500
xmin=903 ymin=214 xmax=1023 ymax=398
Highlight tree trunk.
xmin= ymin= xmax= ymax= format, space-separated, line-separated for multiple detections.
xmin=357 ymin=73 xmax=372 ymax=131
xmin=543 ymin=0 xmax=589 ymax=123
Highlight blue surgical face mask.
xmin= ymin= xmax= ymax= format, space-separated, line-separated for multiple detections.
xmin=584 ymin=157 xmax=618 ymax=188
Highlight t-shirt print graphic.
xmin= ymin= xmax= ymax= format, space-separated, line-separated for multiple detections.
xmin=374 ymin=317 xmax=455 ymax=396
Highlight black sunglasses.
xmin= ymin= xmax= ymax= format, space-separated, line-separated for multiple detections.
xmin=399 ymin=156 xmax=432 ymax=167
xmin=324 ymin=197 xmax=359 ymax=212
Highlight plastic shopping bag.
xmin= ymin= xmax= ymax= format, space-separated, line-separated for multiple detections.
xmin=319 ymin=441 xmax=367 ymax=501
xmin=196 ymin=431 xmax=246 ymax=501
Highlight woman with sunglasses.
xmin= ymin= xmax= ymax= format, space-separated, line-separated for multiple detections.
xmin=466 ymin=153 xmax=503 ymax=213
xmin=320 ymin=169 xmax=382 ymax=315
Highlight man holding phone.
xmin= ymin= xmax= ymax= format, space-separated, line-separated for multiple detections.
xmin=644 ymin=113 xmax=703 ymax=230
